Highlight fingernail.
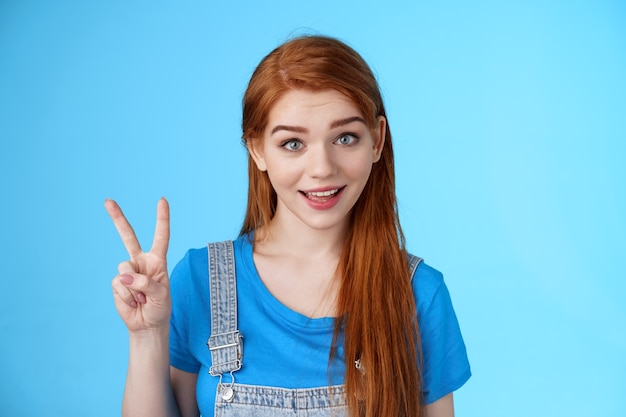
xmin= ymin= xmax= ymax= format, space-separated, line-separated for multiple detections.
xmin=137 ymin=292 xmax=147 ymax=304
xmin=119 ymin=274 xmax=134 ymax=285
xmin=130 ymin=300 xmax=138 ymax=308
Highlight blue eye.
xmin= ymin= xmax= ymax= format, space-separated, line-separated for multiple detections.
xmin=281 ymin=139 xmax=303 ymax=151
xmin=335 ymin=134 xmax=359 ymax=145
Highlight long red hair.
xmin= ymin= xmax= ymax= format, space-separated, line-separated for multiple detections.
xmin=240 ymin=35 xmax=422 ymax=417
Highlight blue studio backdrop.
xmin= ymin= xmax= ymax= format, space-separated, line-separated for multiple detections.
xmin=1 ymin=1 xmax=624 ymax=416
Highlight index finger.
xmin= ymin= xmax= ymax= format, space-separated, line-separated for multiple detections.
xmin=104 ymin=199 xmax=143 ymax=259
xmin=150 ymin=197 xmax=170 ymax=258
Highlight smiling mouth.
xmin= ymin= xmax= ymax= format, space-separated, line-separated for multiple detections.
xmin=301 ymin=187 xmax=345 ymax=202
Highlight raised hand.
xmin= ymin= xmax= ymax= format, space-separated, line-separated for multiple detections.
xmin=105 ymin=198 xmax=171 ymax=334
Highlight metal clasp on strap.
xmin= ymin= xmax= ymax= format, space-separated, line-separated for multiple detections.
xmin=207 ymin=330 xmax=243 ymax=376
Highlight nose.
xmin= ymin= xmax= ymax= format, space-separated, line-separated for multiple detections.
xmin=306 ymin=144 xmax=336 ymax=178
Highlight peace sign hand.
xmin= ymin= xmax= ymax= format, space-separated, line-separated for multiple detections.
xmin=105 ymin=198 xmax=172 ymax=334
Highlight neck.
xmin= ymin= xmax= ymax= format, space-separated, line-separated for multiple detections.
xmin=256 ymin=211 xmax=348 ymax=259
xmin=251 ymin=207 xmax=347 ymax=319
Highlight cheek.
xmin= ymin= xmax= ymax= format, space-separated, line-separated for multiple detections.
xmin=264 ymin=159 xmax=299 ymax=190
xmin=346 ymin=157 xmax=375 ymax=183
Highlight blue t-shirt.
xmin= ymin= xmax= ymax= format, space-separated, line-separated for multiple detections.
xmin=170 ymin=234 xmax=471 ymax=415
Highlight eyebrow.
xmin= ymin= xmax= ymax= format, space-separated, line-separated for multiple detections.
xmin=270 ymin=116 xmax=367 ymax=135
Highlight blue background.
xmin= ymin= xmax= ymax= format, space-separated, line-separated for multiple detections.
xmin=1 ymin=1 xmax=624 ymax=416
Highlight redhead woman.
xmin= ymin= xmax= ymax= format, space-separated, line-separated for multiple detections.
xmin=105 ymin=35 xmax=470 ymax=417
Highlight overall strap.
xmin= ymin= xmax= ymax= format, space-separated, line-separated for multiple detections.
xmin=206 ymin=240 xmax=243 ymax=377
xmin=408 ymin=253 xmax=423 ymax=281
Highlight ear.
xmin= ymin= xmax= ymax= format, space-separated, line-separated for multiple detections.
xmin=372 ymin=116 xmax=386 ymax=163
xmin=247 ymin=138 xmax=267 ymax=172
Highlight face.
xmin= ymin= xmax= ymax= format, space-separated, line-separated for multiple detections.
xmin=249 ymin=89 xmax=386 ymax=234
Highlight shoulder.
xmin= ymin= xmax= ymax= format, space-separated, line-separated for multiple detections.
xmin=409 ymin=255 xmax=446 ymax=315
xmin=171 ymin=246 xmax=208 ymax=281
xmin=171 ymin=234 xmax=251 ymax=285
xmin=169 ymin=247 xmax=209 ymax=308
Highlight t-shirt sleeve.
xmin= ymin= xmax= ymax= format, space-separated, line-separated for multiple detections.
xmin=414 ymin=263 xmax=471 ymax=404
xmin=169 ymin=250 xmax=202 ymax=373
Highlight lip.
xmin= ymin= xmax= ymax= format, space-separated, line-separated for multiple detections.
xmin=299 ymin=186 xmax=345 ymax=210
xmin=301 ymin=185 xmax=344 ymax=194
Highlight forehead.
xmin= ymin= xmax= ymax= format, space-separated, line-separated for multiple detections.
xmin=267 ymin=89 xmax=363 ymax=124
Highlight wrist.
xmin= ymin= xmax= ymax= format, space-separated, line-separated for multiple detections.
xmin=128 ymin=326 xmax=170 ymax=347
xmin=127 ymin=327 xmax=171 ymax=372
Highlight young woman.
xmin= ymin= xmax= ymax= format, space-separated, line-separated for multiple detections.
xmin=105 ymin=35 xmax=470 ymax=417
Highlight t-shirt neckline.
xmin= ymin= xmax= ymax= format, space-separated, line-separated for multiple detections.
xmin=237 ymin=233 xmax=338 ymax=330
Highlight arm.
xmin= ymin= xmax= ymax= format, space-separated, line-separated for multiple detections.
xmin=107 ymin=198 xmax=197 ymax=417
xmin=423 ymin=393 xmax=454 ymax=417
xmin=122 ymin=330 xmax=181 ymax=417
xmin=171 ymin=367 xmax=199 ymax=417
xmin=122 ymin=334 xmax=199 ymax=417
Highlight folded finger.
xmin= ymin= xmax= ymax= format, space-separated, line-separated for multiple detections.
xmin=117 ymin=270 xmax=167 ymax=301
xmin=117 ymin=260 xmax=137 ymax=275
xmin=112 ymin=277 xmax=139 ymax=309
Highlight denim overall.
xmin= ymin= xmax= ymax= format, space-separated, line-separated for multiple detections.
xmin=206 ymin=241 xmax=422 ymax=417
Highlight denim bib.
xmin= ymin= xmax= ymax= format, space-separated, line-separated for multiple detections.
xmin=206 ymin=241 xmax=421 ymax=417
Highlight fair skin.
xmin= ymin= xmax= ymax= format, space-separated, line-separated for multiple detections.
xmin=248 ymin=89 xmax=384 ymax=318
xmin=105 ymin=88 xmax=455 ymax=417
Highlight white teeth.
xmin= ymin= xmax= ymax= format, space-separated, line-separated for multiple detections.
xmin=307 ymin=189 xmax=339 ymax=197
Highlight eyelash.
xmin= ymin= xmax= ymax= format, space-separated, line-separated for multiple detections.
xmin=334 ymin=133 xmax=360 ymax=145
xmin=280 ymin=133 xmax=360 ymax=152
xmin=280 ymin=139 xmax=303 ymax=151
